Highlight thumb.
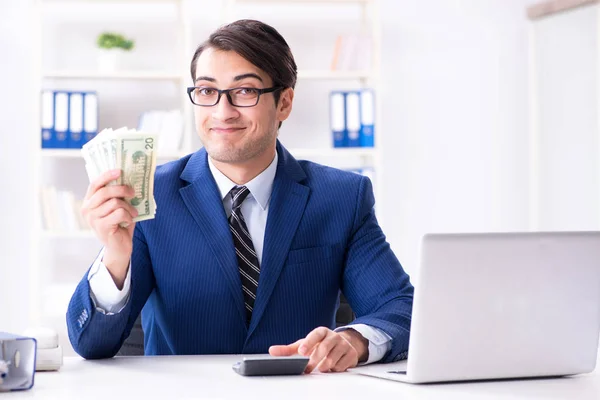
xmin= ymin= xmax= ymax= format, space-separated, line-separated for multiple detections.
xmin=269 ymin=339 xmax=303 ymax=357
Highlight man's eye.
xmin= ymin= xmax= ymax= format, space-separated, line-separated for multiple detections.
xmin=237 ymin=88 xmax=258 ymax=96
xmin=198 ymin=88 xmax=216 ymax=96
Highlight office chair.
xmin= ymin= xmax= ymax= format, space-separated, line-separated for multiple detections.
xmin=116 ymin=316 xmax=144 ymax=356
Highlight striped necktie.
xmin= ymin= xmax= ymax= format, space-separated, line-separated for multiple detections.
xmin=228 ymin=186 xmax=260 ymax=326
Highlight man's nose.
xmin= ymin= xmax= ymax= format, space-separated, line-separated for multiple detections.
xmin=211 ymin=93 xmax=239 ymax=121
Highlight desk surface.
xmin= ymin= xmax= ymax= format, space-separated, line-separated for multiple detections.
xmin=4 ymin=354 xmax=600 ymax=400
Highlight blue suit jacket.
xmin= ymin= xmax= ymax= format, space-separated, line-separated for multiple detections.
xmin=67 ymin=142 xmax=413 ymax=362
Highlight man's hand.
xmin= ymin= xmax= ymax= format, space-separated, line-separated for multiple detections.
xmin=268 ymin=327 xmax=369 ymax=373
xmin=81 ymin=169 xmax=137 ymax=289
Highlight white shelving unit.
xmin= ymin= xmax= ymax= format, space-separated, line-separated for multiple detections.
xmin=223 ymin=0 xmax=384 ymax=216
xmin=41 ymin=148 xmax=184 ymax=159
xmin=30 ymin=0 xmax=383 ymax=351
xmin=42 ymin=70 xmax=184 ymax=81
xmin=296 ymin=70 xmax=374 ymax=80
xmin=30 ymin=0 xmax=194 ymax=343
xmin=41 ymin=230 xmax=96 ymax=239
xmin=42 ymin=146 xmax=378 ymax=159
xmin=234 ymin=0 xmax=371 ymax=3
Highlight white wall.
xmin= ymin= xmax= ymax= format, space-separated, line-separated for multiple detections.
xmin=381 ymin=0 xmax=532 ymax=275
xmin=0 ymin=0 xmax=533 ymax=330
xmin=532 ymin=5 xmax=599 ymax=231
xmin=0 ymin=0 xmax=36 ymax=332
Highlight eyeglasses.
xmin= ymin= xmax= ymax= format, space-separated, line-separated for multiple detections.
xmin=187 ymin=86 xmax=284 ymax=107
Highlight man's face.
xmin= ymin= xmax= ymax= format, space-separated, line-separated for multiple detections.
xmin=193 ymin=48 xmax=293 ymax=164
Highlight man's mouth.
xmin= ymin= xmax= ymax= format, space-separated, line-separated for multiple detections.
xmin=210 ymin=127 xmax=245 ymax=134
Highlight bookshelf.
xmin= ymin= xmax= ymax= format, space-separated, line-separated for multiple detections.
xmin=297 ymin=70 xmax=374 ymax=80
xmin=31 ymin=0 xmax=383 ymax=353
xmin=41 ymin=147 xmax=377 ymax=159
xmin=41 ymin=230 xmax=96 ymax=239
xmin=223 ymin=0 xmax=384 ymax=212
xmin=42 ymin=70 xmax=184 ymax=81
xmin=235 ymin=0 xmax=372 ymax=3
xmin=31 ymin=0 xmax=194 ymax=352
xmin=41 ymin=148 xmax=184 ymax=159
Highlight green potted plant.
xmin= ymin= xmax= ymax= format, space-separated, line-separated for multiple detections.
xmin=96 ymin=32 xmax=135 ymax=72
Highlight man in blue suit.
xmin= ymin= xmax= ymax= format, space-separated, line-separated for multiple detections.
xmin=67 ymin=19 xmax=413 ymax=373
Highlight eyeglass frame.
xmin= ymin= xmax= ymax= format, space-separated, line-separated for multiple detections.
xmin=186 ymin=85 xmax=284 ymax=107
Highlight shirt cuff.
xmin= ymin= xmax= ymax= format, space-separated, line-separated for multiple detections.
xmin=335 ymin=323 xmax=392 ymax=365
xmin=87 ymin=247 xmax=132 ymax=315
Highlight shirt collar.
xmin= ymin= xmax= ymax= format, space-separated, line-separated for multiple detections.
xmin=208 ymin=151 xmax=278 ymax=211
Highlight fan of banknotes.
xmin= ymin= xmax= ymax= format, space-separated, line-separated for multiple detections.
xmin=81 ymin=127 xmax=158 ymax=222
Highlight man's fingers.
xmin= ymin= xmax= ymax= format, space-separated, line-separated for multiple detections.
xmin=330 ymin=349 xmax=359 ymax=372
xmin=298 ymin=327 xmax=330 ymax=356
xmin=85 ymin=185 xmax=135 ymax=211
xmin=269 ymin=339 xmax=303 ymax=357
xmin=268 ymin=344 xmax=298 ymax=357
xmin=85 ymin=169 xmax=121 ymax=198
xmin=316 ymin=341 xmax=347 ymax=373
xmin=305 ymin=332 xmax=343 ymax=373
xmin=89 ymin=198 xmax=138 ymax=220
xmin=126 ymin=220 xmax=137 ymax=236
xmin=304 ymin=343 xmax=321 ymax=374
xmin=103 ymin=208 xmax=134 ymax=230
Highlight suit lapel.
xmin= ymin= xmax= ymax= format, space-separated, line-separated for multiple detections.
xmin=179 ymin=149 xmax=247 ymax=327
xmin=247 ymin=143 xmax=309 ymax=339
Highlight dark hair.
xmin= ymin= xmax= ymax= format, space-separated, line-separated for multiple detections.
xmin=190 ymin=19 xmax=297 ymax=105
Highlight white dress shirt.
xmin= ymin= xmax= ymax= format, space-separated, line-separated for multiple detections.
xmin=88 ymin=152 xmax=392 ymax=364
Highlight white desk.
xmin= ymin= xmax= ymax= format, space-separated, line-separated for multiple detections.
xmin=4 ymin=354 xmax=600 ymax=400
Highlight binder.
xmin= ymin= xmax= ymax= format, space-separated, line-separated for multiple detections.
xmin=40 ymin=91 xmax=54 ymax=149
xmin=83 ymin=92 xmax=98 ymax=145
xmin=359 ymin=89 xmax=375 ymax=147
xmin=68 ymin=92 xmax=84 ymax=149
xmin=330 ymin=91 xmax=346 ymax=148
xmin=345 ymin=91 xmax=361 ymax=147
xmin=53 ymin=92 xmax=69 ymax=149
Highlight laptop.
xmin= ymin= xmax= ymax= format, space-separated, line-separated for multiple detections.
xmin=353 ymin=232 xmax=600 ymax=383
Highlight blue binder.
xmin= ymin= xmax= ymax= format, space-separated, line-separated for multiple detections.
xmin=83 ymin=92 xmax=98 ymax=146
xmin=68 ymin=92 xmax=84 ymax=148
xmin=40 ymin=91 xmax=55 ymax=149
xmin=359 ymin=89 xmax=375 ymax=147
xmin=330 ymin=91 xmax=347 ymax=148
xmin=345 ymin=91 xmax=361 ymax=147
xmin=53 ymin=91 xmax=69 ymax=149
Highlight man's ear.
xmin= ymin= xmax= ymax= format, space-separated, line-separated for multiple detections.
xmin=276 ymin=87 xmax=294 ymax=122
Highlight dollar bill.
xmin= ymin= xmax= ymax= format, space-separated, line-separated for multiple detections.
xmin=119 ymin=132 xmax=157 ymax=222
xmin=82 ymin=140 xmax=104 ymax=182
xmin=81 ymin=127 xmax=158 ymax=222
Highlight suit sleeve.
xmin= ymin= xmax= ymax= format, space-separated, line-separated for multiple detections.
xmin=66 ymin=225 xmax=156 ymax=359
xmin=341 ymin=175 xmax=414 ymax=363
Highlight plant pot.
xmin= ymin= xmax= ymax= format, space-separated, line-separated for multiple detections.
xmin=97 ymin=49 xmax=121 ymax=73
